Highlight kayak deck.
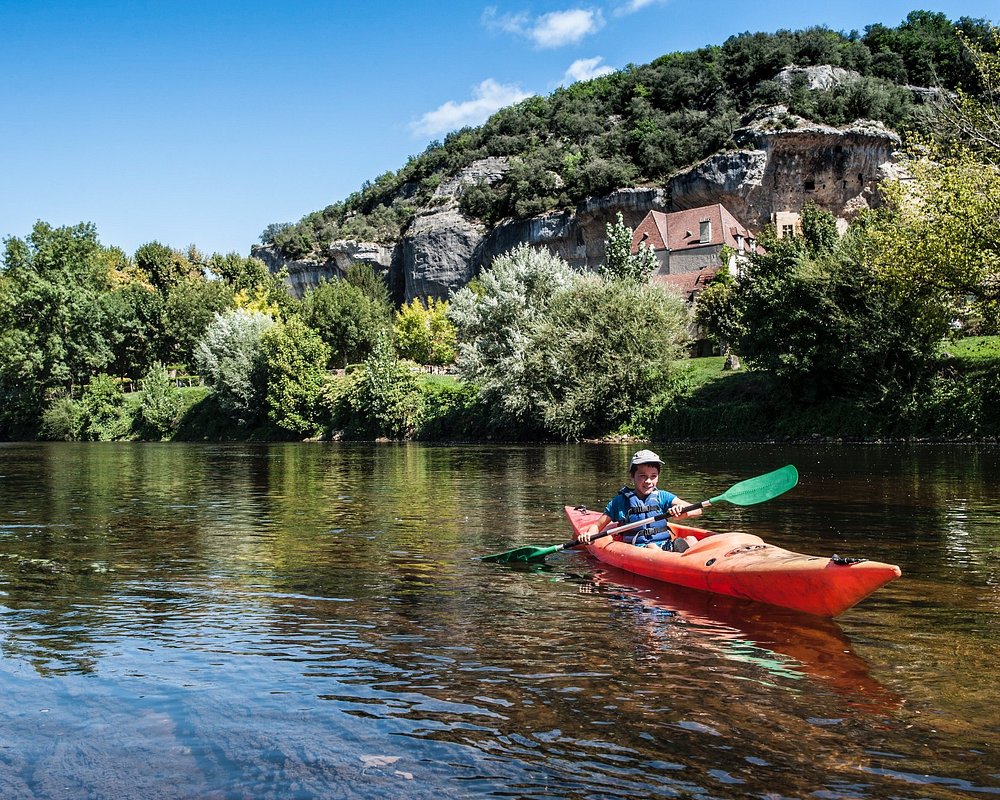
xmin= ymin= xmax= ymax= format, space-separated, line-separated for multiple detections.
xmin=565 ymin=505 xmax=901 ymax=617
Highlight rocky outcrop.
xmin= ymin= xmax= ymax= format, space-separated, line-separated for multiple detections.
xmin=482 ymin=188 xmax=668 ymax=272
xmin=260 ymin=110 xmax=902 ymax=302
xmin=404 ymin=206 xmax=485 ymax=300
xmin=774 ymin=65 xmax=860 ymax=90
xmin=669 ymin=109 xmax=901 ymax=228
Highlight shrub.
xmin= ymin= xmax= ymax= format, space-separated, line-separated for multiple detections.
xmin=194 ymin=309 xmax=275 ymax=425
xmin=79 ymin=374 xmax=133 ymax=440
xmin=260 ymin=317 xmax=331 ymax=436
xmin=139 ymin=363 xmax=183 ymax=439
xmin=39 ymin=395 xmax=84 ymax=441
xmin=328 ymin=336 xmax=423 ymax=439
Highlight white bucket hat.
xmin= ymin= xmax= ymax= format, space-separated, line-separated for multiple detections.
xmin=630 ymin=449 xmax=664 ymax=468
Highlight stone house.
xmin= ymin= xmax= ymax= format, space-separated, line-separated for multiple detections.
xmin=630 ymin=203 xmax=761 ymax=302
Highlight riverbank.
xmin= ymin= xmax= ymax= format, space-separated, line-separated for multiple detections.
xmin=17 ymin=337 xmax=1000 ymax=445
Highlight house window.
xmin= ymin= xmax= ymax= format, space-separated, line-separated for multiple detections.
xmin=781 ymin=224 xmax=795 ymax=239
xmin=699 ymin=220 xmax=711 ymax=243
xmin=804 ymin=179 xmax=815 ymax=191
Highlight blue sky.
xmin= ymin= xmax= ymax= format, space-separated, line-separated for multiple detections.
xmin=1 ymin=1 xmax=996 ymax=257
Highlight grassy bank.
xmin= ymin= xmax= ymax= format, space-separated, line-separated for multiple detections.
xmin=648 ymin=337 xmax=1000 ymax=442
xmin=31 ymin=337 xmax=1000 ymax=444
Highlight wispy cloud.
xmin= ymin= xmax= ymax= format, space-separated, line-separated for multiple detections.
xmin=411 ymin=79 xmax=533 ymax=137
xmin=614 ymin=0 xmax=665 ymax=15
xmin=562 ymin=56 xmax=615 ymax=84
xmin=483 ymin=6 xmax=604 ymax=49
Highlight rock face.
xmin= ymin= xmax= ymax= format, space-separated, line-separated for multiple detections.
xmin=774 ymin=65 xmax=860 ymax=90
xmin=258 ymin=109 xmax=902 ymax=302
xmin=670 ymin=110 xmax=901 ymax=229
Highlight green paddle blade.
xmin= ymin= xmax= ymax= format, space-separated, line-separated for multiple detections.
xmin=481 ymin=543 xmax=565 ymax=564
xmin=711 ymin=464 xmax=798 ymax=506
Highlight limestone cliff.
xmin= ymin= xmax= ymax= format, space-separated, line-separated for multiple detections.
xmin=254 ymin=111 xmax=901 ymax=302
xmin=670 ymin=109 xmax=901 ymax=229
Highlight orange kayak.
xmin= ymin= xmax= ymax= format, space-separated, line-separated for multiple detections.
xmin=565 ymin=505 xmax=901 ymax=617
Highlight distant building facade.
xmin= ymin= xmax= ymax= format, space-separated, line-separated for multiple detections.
xmin=630 ymin=203 xmax=761 ymax=302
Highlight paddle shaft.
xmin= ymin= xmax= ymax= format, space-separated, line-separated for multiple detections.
xmin=566 ymin=502 xmax=704 ymax=548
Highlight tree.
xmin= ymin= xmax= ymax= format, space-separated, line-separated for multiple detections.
xmin=161 ymin=277 xmax=234 ymax=368
xmin=727 ymin=228 xmax=947 ymax=401
xmin=208 ymin=253 xmax=295 ymax=319
xmin=449 ymin=243 xmax=689 ymax=438
xmin=0 ymin=222 xmax=114 ymax=431
xmin=194 ymin=309 xmax=275 ymax=425
xmin=138 ymin=363 xmax=183 ymax=438
xmin=394 ymin=297 xmax=457 ymax=366
xmin=134 ymin=242 xmax=201 ymax=293
xmin=301 ymin=277 xmax=391 ymax=368
xmin=102 ymin=281 xmax=165 ymax=381
xmin=694 ymin=269 xmax=741 ymax=360
xmin=259 ymin=317 xmax=331 ymax=435
xmin=865 ymin=30 xmax=1000 ymax=332
xmin=344 ymin=262 xmax=393 ymax=311
xmin=448 ymin=244 xmax=579 ymax=429
xmin=601 ymin=212 xmax=657 ymax=284
xmin=800 ymin=202 xmax=839 ymax=255
xmin=527 ymin=276 xmax=690 ymax=439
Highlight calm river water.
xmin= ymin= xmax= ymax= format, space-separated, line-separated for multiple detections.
xmin=0 ymin=442 xmax=998 ymax=799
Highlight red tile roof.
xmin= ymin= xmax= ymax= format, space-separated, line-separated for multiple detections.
xmin=632 ymin=204 xmax=759 ymax=254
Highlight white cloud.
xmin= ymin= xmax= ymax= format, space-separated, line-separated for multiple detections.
xmin=483 ymin=6 xmax=603 ymax=49
xmin=562 ymin=56 xmax=615 ymax=84
xmin=614 ymin=0 xmax=664 ymax=15
xmin=531 ymin=9 xmax=603 ymax=48
xmin=411 ymin=79 xmax=533 ymax=137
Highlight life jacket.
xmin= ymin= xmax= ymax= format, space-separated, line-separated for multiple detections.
xmin=615 ymin=487 xmax=673 ymax=545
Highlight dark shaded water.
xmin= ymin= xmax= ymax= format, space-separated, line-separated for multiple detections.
xmin=0 ymin=442 xmax=998 ymax=799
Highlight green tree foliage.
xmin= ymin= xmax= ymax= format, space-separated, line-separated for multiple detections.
xmin=694 ymin=269 xmax=741 ymax=355
xmin=102 ymin=282 xmax=165 ymax=381
xmin=329 ymin=334 xmax=423 ymax=439
xmin=601 ymin=212 xmax=657 ymax=284
xmin=393 ymin=297 xmax=457 ymax=366
xmin=865 ymin=30 xmax=1000 ymax=334
xmin=448 ymin=244 xmax=578 ymax=430
xmin=343 ymin=262 xmax=393 ymax=310
xmin=161 ymin=277 xmax=234 ymax=368
xmin=800 ymin=202 xmax=840 ymax=255
xmin=194 ymin=309 xmax=275 ymax=425
xmin=133 ymin=242 xmax=202 ymax=293
xmin=449 ymin=244 xmax=689 ymax=438
xmin=259 ymin=317 xmax=331 ymax=435
xmin=301 ymin=277 xmax=391 ymax=368
xmin=138 ymin=363 xmax=183 ymax=439
xmin=38 ymin=395 xmax=84 ymax=441
xmin=79 ymin=374 xmax=133 ymax=441
xmin=209 ymin=252 xmax=294 ymax=318
xmin=0 ymin=222 xmax=114 ymax=431
xmin=727 ymin=228 xmax=947 ymax=401
xmin=528 ymin=276 xmax=690 ymax=439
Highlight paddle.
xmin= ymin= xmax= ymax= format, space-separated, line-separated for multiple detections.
xmin=481 ymin=464 xmax=799 ymax=564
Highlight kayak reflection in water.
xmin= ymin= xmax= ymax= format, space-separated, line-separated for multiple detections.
xmin=578 ymin=449 xmax=702 ymax=552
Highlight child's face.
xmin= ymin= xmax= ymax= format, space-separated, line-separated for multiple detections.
xmin=632 ymin=464 xmax=660 ymax=497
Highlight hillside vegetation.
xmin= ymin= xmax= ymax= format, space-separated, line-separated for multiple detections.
xmin=263 ymin=10 xmax=997 ymax=259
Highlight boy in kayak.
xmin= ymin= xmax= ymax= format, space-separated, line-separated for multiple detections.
xmin=576 ymin=449 xmax=701 ymax=552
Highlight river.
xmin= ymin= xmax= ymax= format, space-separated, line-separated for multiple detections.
xmin=0 ymin=441 xmax=997 ymax=799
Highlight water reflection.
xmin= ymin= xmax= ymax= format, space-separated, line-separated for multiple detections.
xmin=0 ymin=442 xmax=998 ymax=799
xmin=585 ymin=565 xmax=902 ymax=713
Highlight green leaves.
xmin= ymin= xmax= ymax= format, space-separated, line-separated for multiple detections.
xmin=448 ymin=244 xmax=689 ymax=439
